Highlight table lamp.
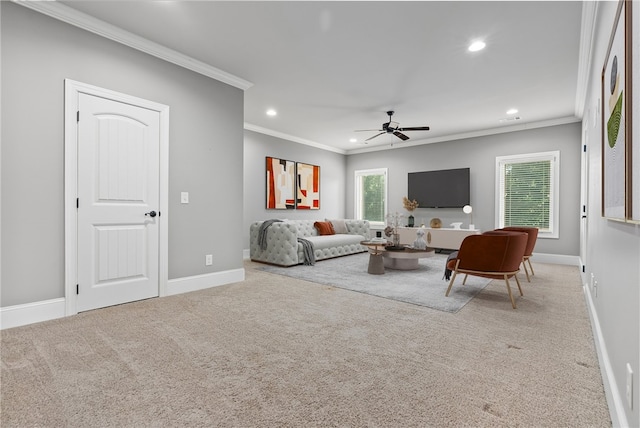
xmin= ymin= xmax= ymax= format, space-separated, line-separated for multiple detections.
xmin=463 ymin=205 xmax=474 ymax=230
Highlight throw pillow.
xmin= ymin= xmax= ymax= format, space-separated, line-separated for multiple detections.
xmin=314 ymin=221 xmax=335 ymax=236
xmin=325 ymin=218 xmax=348 ymax=234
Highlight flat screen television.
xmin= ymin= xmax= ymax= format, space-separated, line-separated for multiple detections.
xmin=407 ymin=168 xmax=470 ymax=208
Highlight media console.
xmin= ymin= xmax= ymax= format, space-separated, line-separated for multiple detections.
xmin=397 ymin=227 xmax=480 ymax=250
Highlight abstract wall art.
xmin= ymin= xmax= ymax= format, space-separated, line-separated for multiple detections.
xmin=630 ymin=0 xmax=639 ymax=222
xmin=601 ymin=0 xmax=629 ymax=221
xmin=296 ymin=162 xmax=320 ymax=210
xmin=266 ymin=156 xmax=295 ymax=209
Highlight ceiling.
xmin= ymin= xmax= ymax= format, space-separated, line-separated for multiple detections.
xmin=55 ymin=1 xmax=585 ymax=154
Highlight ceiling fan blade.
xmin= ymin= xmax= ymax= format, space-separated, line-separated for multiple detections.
xmin=393 ymin=131 xmax=410 ymax=141
xmin=355 ymin=129 xmax=383 ymax=132
xmin=365 ymin=132 xmax=386 ymax=141
xmin=398 ymin=126 xmax=430 ymax=131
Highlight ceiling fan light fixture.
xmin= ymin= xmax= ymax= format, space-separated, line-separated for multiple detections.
xmin=266 ymin=109 xmax=277 ymax=116
xmin=356 ymin=110 xmax=430 ymax=142
xmin=349 ymin=138 xmax=357 ymax=143
xmin=506 ymin=108 xmax=518 ymax=115
xmin=468 ymin=41 xmax=486 ymax=52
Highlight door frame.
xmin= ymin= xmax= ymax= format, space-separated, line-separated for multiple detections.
xmin=64 ymin=79 xmax=169 ymax=316
xmin=580 ymin=124 xmax=590 ymax=286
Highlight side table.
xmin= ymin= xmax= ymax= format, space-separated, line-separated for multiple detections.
xmin=360 ymin=240 xmax=389 ymax=275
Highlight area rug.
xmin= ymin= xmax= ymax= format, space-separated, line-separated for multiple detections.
xmin=257 ymin=252 xmax=491 ymax=313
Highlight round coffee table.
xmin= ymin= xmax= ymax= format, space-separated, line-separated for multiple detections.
xmin=382 ymin=247 xmax=435 ymax=270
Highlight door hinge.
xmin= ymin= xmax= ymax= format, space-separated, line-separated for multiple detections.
xmin=582 ymin=265 xmax=586 ymax=273
xmin=583 ymin=144 xmax=587 ymax=152
xmin=77 ymin=111 xmax=80 ymax=122
xmin=76 ymin=198 xmax=79 ymax=209
xmin=76 ymin=284 xmax=79 ymax=295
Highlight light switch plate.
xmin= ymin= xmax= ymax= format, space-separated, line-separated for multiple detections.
xmin=181 ymin=192 xmax=189 ymax=204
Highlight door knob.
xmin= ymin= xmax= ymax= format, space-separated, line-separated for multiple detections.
xmin=144 ymin=211 xmax=157 ymax=218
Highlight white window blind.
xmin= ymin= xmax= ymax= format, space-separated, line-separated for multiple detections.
xmin=496 ymin=151 xmax=559 ymax=238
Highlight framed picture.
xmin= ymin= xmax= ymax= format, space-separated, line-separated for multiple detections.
xmin=296 ymin=162 xmax=320 ymax=210
xmin=630 ymin=0 xmax=639 ymax=222
xmin=601 ymin=0 xmax=630 ymax=221
xmin=266 ymin=156 xmax=295 ymax=209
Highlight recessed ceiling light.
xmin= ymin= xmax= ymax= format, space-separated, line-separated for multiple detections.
xmin=468 ymin=41 xmax=486 ymax=52
xmin=350 ymin=138 xmax=357 ymax=143
xmin=266 ymin=109 xmax=277 ymax=116
xmin=506 ymin=108 xmax=518 ymax=115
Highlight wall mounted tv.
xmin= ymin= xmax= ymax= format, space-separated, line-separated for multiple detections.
xmin=407 ymin=168 xmax=470 ymax=208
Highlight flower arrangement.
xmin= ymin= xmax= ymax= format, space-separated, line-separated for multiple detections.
xmin=385 ymin=212 xmax=404 ymax=246
xmin=402 ymin=196 xmax=419 ymax=212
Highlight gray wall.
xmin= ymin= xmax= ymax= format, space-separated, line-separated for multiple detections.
xmin=582 ymin=2 xmax=640 ymax=426
xmin=346 ymin=123 xmax=582 ymax=256
xmin=243 ymin=130 xmax=347 ymax=249
xmin=1 ymin=3 xmax=244 ymax=307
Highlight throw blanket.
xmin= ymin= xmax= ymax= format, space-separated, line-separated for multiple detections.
xmin=258 ymin=219 xmax=283 ymax=250
xmin=443 ymin=251 xmax=459 ymax=281
xmin=298 ymin=238 xmax=316 ymax=266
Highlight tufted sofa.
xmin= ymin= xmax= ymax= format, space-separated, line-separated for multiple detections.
xmin=250 ymin=219 xmax=370 ymax=266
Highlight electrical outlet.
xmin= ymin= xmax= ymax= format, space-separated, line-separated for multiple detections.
xmin=205 ymin=254 xmax=213 ymax=266
xmin=627 ymin=364 xmax=633 ymax=410
xmin=593 ymin=280 xmax=597 ymax=297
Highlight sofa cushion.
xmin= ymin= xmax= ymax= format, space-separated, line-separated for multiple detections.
xmin=305 ymin=234 xmax=364 ymax=249
xmin=326 ymin=218 xmax=348 ymax=234
xmin=314 ymin=221 xmax=335 ymax=235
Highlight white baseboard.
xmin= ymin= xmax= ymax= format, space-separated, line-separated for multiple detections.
xmin=1 ymin=269 xmax=245 ymax=330
xmin=531 ymin=252 xmax=580 ymax=266
xmin=583 ymin=285 xmax=628 ymax=428
xmin=1 ymin=298 xmax=66 ymax=330
xmin=166 ymin=268 xmax=245 ymax=296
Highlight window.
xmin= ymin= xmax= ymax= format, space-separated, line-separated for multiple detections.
xmin=496 ymin=151 xmax=559 ymax=238
xmin=354 ymin=168 xmax=387 ymax=227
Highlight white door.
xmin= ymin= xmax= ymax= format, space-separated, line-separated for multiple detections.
xmin=77 ymin=93 xmax=160 ymax=312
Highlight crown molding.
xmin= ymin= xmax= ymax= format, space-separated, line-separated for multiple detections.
xmin=346 ymin=116 xmax=581 ymax=155
xmin=13 ymin=0 xmax=253 ymax=91
xmin=244 ymin=123 xmax=346 ymax=155
xmin=246 ymin=116 xmax=580 ymax=156
xmin=574 ymin=0 xmax=599 ymax=118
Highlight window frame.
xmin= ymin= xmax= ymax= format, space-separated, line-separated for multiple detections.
xmin=495 ymin=151 xmax=560 ymax=239
xmin=354 ymin=168 xmax=388 ymax=228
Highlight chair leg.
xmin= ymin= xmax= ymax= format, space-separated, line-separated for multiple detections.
xmin=514 ymin=274 xmax=523 ymax=296
xmin=462 ymin=274 xmax=468 ymax=285
xmin=526 ymin=257 xmax=535 ymax=277
xmin=522 ymin=258 xmax=531 ymax=282
xmin=504 ymin=275 xmax=517 ymax=309
xmin=445 ymin=260 xmax=460 ymax=297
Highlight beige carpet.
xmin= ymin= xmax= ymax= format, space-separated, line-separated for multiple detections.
xmin=1 ymin=260 xmax=610 ymax=427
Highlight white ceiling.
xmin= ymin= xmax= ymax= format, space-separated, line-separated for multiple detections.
xmin=55 ymin=1 xmax=585 ymax=154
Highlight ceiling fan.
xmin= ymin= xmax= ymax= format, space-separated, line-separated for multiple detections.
xmin=356 ymin=110 xmax=430 ymax=142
